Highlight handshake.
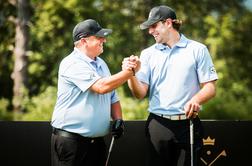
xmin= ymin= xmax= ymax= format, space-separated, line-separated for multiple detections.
xmin=122 ymin=55 xmax=141 ymax=75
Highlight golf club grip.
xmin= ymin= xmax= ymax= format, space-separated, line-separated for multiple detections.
xmin=190 ymin=119 xmax=194 ymax=144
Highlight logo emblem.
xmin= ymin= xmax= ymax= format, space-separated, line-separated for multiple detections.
xmin=200 ymin=136 xmax=227 ymax=166
xmin=148 ymin=11 xmax=153 ymax=19
xmin=210 ymin=66 xmax=216 ymax=74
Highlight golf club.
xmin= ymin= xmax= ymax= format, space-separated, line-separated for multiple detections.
xmin=190 ymin=118 xmax=194 ymax=166
xmin=105 ymin=136 xmax=115 ymax=166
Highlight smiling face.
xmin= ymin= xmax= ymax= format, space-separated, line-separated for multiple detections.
xmin=83 ymin=36 xmax=107 ymax=58
xmin=148 ymin=19 xmax=173 ymax=44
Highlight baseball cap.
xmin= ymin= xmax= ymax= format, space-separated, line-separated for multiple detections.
xmin=73 ymin=19 xmax=112 ymax=42
xmin=140 ymin=5 xmax=176 ymax=30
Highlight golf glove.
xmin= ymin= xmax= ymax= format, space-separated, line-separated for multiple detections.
xmin=111 ymin=119 xmax=125 ymax=139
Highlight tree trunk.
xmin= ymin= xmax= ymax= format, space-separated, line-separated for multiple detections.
xmin=12 ymin=0 xmax=30 ymax=113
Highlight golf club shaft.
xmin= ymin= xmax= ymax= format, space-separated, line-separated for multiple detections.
xmin=105 ymin=136 xmax=115 ymax=166
xmin=190 ymin=119 xmax=194 ymax=166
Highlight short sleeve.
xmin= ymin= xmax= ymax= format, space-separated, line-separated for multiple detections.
xmin=196 ymin=47 xmax=218 ymax=83
xmin=60 ymin=62 xmax=101 ymax=92
xmin=136 ymin=51 xmax=150 ymax=85
xmin=111 ymin=90 xmax=119 ymax=104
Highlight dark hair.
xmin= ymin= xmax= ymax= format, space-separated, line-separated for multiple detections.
xmin=172 ymin=19 xmax=182 ymax=31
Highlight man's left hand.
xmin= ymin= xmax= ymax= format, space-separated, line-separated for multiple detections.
xmin=111 ymin=119 xmax=125 ymax=139
xmin=184 ymin=100 xmax=201 ymax=118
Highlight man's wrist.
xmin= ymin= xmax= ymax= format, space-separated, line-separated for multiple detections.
xmin=132 ymin=68 xmax=135 ymax=76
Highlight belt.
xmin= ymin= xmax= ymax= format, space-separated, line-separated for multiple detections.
xmin=52 ymin=128 xmax=99 ymax=143
xmin=154 ymin=113 xmax=187 ymax=120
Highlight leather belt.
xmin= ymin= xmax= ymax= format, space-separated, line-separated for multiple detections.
xmin=52 ymin=128 xmax=99 ymax=143
xmin=155 ymin=113 xmax=187 ymax=120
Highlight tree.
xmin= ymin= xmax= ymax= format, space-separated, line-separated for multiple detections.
xmin=1 ymin=0 xmax=252 ymax=120
xmin=12 ymin=0 xmax=31 ymax=113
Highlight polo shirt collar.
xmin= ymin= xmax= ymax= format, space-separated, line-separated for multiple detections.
xmin=74 ymin=47 xmax=102 ymax=68
xmin=176 ymin=34 xmax=188 ymax=48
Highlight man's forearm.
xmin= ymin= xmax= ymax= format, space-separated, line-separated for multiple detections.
xmin=111 ymin=101 xmax=123 ymax=120
xmin=128 ymin=77 xmax=148 ymax=99
xmin=192 ymin=81 xmax=217 ymax=105
xmin=92 ymin=70 xmax=134 ymax=94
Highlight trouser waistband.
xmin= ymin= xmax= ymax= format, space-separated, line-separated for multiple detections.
xmin=52 ymin=128 xmax=101 ymax=142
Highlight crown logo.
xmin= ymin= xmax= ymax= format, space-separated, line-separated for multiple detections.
xmin=203 ymin=136 xmax=215 ymax=146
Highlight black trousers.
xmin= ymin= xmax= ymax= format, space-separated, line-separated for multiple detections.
xmin=145 ymin=113 xmax=204 ymax=166
xmin=51 ymin=129 xmax=106 ymax=166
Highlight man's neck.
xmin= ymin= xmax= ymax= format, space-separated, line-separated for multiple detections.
xmin=165 ymin=31 xmax=181 ymax=48
xmin=75 ymin=46 xmax=97 ymax=60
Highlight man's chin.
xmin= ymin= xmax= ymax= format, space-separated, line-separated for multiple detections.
xmin=154 ymin=38 xmax=161 ymax=44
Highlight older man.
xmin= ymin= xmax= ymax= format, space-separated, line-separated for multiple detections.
xmin=51 ymin=19 xmax=140 ymax=166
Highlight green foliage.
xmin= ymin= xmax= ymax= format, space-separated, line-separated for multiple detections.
xmin=0 ymin=1 xmax=15 ymax=101
xmin=0 ymin=98 xmax=13 ymax=120
xmin=201 ymin=82 xmax=252 ymax=120
xmin=1 ymin=0 xmax=252 ymax=120
xmin=20 ymin=86 xmax=56 ymax=121
xmin=117 ymin=88 xmax=148 ymax=120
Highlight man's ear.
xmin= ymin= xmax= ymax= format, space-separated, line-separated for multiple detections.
xmin=80 ymin=38 xmax=87 ymax=44
xmin=166 ymin=19 xmax=173 ymax=28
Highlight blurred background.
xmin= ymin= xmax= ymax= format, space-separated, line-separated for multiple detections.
xmin=0 ymin=0 xmax=252 ymax=121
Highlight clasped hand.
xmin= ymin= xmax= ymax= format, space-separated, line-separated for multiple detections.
xmin=122 ymin=55 xmax=141 ymax=74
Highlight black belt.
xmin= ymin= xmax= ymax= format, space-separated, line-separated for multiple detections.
xmin=52 ymin=128 xmax=101 ymax=143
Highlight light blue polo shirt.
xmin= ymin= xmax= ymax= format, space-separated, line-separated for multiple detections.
xmin=51 ymin=48 xmax=119 ymax=137
xmin=136 ymin=34 xmax=218 ymax=115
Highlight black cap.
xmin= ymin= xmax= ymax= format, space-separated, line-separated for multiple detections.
xmin=140 ymin=5 xmax=176 ymax=30
xmin=73 ymin=19 xmax=112 ymax=42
